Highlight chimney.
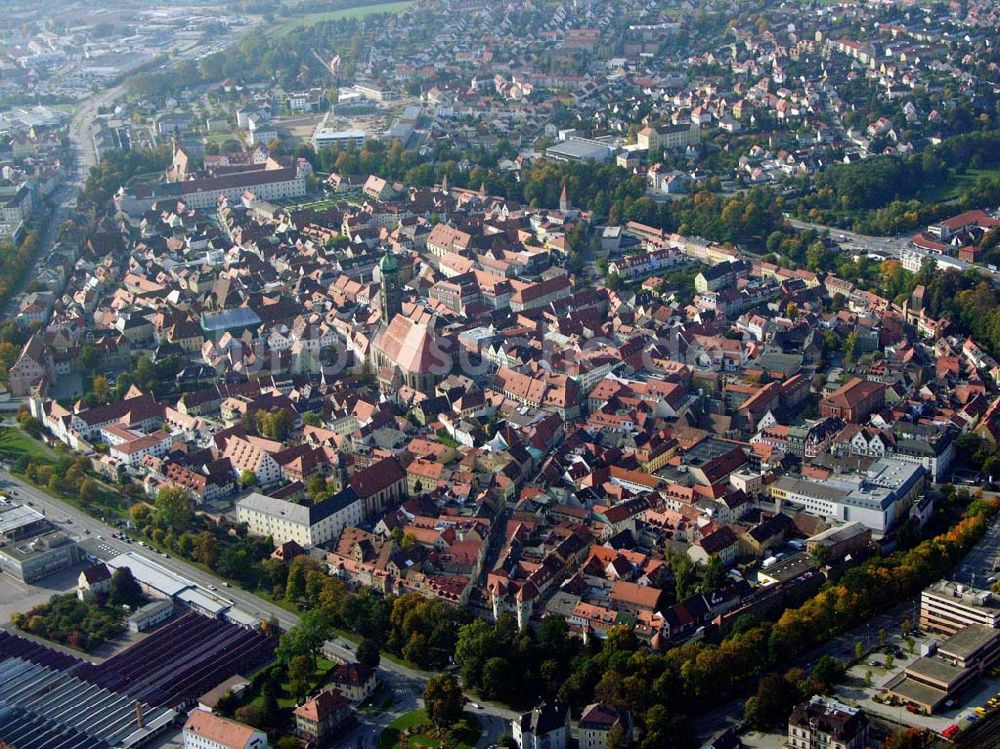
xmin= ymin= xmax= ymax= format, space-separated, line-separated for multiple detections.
xmin=135 ymin=701 xmax=145 ymax=729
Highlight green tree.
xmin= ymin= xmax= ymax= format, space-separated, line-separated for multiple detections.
xmin=810 ymin=656 xmax=844 ymax=692
xmin=238 ymin=469 xmax=258 ymax=488
xmin=191 ymin=531 xmax=218 ymax=569
xmin=700 ymin=555 xmax=726 ymax=593
xmin=285 ymin=556 xmax=310 ymax=602
xmin=260 ymin=680 xmax=280 ymax=729
xmin=154 ymin=485 xmax=193 ymax=531
xmin=843 ymin=332 xmax=858 ymax=364
xmin=423 ymin=673 xmax=464 ymax=730
xmin=481 ymin=656 xmax=512 ymax=700
xmin=607 ymin=724 xmax=627 ymax=749
xmin=77 ymin=345 xmax=100 ymax=373
xmin=107 ymin=567 xmax=144 ymax=609
xmin=356 ymin=637 xmax=381 ymax=669
xmin=288 ymin=654 xmax=313 ymax=703
xmin=743 ymin=673 xmax=800 ymax=730
xmin=78 ymin=479 xmax=99 ymax=505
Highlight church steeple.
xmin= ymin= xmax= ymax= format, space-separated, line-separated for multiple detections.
xmin=379 ymin=250 xmax=402 ymax=325
xmin=559 ymin=182 xmax=571 ymax=212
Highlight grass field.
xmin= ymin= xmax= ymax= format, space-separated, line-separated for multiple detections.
xmin=378 ymin=710 xmax=480 ymax=749
xmin=248 ymin=657 xmax=337 ymax=710
xmin=0 ymin=427 xmax=129 ymax=520
xmin=918 ymin=167 xmax=1000 ymax=203
xmin=202 ymin=131 xmax=238 ymax=146
xmin=0 ymin=427 xmax=59 ymax=462
xmin=278 ymin=1 xmax=414 ymax=32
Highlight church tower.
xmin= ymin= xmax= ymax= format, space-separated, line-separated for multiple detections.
xmin=379 ymin=250 xmax=402 ymax=325
xmin=559 ymin=182 xmax=571 ymax=212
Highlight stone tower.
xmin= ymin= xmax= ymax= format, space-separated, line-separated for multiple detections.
xmin=379 ymin=250 xmax=402 ymax=325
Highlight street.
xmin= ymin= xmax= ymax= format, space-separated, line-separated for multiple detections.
xmin=0 ymin=467 xmax=518 ymax=746
xmin=786 ymin=216 xmax=1000 ymax=281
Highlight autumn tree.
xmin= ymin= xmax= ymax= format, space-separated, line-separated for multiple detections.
xmin=424 ymin=673 xmax=464 ymax=730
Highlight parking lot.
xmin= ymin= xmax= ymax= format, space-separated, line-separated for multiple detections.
xmin=0 ymin=564 xmax=85 ymax=622
xmin=954 ymin=511 xmax=1000 ymax=588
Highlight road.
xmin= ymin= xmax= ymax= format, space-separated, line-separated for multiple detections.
xmin=0 ymin=467 xmax=301 ymax=629
xmin=695 ymin=511 xmax=1000 ymax=742
xmin=0 ymin=467 xmax=518 ymax=745
xmin=786 ymin=217 xmax=913 ymax=254
xmin=787 ymin=216 xmax=1000 ymax=281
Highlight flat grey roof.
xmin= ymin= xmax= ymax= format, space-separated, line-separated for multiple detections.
xmin=939 ymin=624 xmax=1000 ymax=660
xmin=107 ymin=552 xmax=191 ymax=598
xmin=546 ymin=139 xmax=612 ymax=161
xmin=773 ymin=475 xmax=850 ymax=502
xmin=905 ymin=655 xmax=965 ymax=686
xmin=888 ymin=676 xmax=948 ymax=708
xmin=0 ymin=502 xmax=45 ymax=535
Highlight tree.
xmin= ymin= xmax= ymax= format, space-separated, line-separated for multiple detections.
xmin=356 ymin=637 xmax=381 ymax=669
xmin=854 ymin=641 xmax=864 ymax=660
xmin=77 ymin=345 xmax=100 ymax=373
xmin=810 ymin=656 xmax=844 ymax=692
xmin=285 ymin=556 xmax=309 ymax=602
xmin=423 ymin=673 xmax=464 ymax=730
xmin=811 ymin=544 xmax=831 ymax=567
xmin=843 ymin=332 xmax=858 ymax=364
xmin=92 ymin=375 xmax=111 ymax=404
xmin=260 ymin=680 xmax=280 ymax=729
xmin=883 ymin=728 xmax=926 ymax=749
xmin=79 ymin=479 xmax=99 ymax=505
xmin=700 ymin=555 xmax=726 ymax=593
xmin=878 ymin=628 xmax=887 ymax=649
xmin=608 ymin=724 xmax=627 ymax=749
xmin=864 ymin=670 xmax=873 ymax=687
xmin=191 ymin=531 xmax=218 ymax=569
xmin=107 ymin=567 xmax=143 ymax=609
xmin=238 ymin=469 xmax=258 ymax=488
xmin=306 ymin=474 xmax=332 ymax=504
xmin=905 ymin=635 xmax=915 ymax=655
xmin=155 ymin=485 xmax=193 ymax=531
xmin=234 ymin=704 xmax=263 ymax=728
xmin=885 ymin=653 xmax=895 ymax=670
xmin=481 ymin=656 xmax=512 ymax=700
xmin=256 ymin=408 xmax=293 ymax=441
xmin=670 ymin=553 xmax=696 ymax=602
xmin=288 ymin=654 xmax=313 ymax=703
xmin=743 ymin=673 xmax=800 ymax=729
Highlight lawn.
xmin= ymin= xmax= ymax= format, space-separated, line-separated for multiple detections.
xmin=202 ymin=130 xmax=238 ymax=146
xmin=0 ymin=427 xmax=59 ymax=462
xmin=378 ymin=710 xmax=480 ymax=749
xmin=277 ymin=1 xmax=414 ymax=32
xmin=918 ymin=167 xmax=1000 ymax=203
xmin=0 ymin=427 xmax=130 ymax=521
xmin=248 ymin=656 xmax=337 ymax=710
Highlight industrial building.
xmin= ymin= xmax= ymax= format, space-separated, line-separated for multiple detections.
xmin=920 ymin=579 xmax=1000 ymax=635
xmin=886 ymin=624 xmax=1000 ymax=714
xmin=545 ymin=137 xmax=613 ymax=163
xmin=0 ymin=499 xmax=79 ymax=583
